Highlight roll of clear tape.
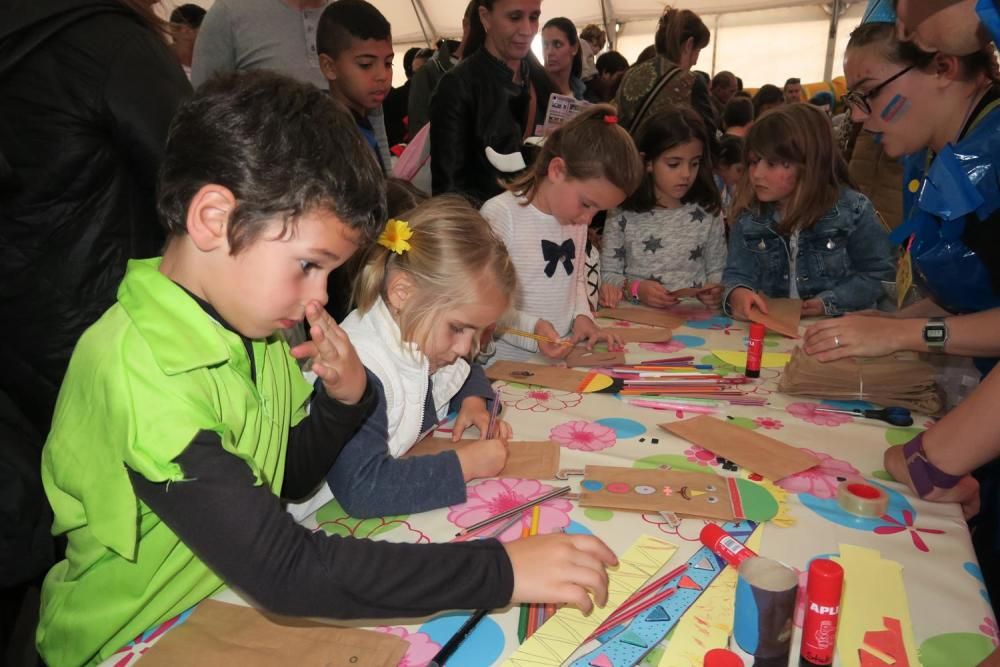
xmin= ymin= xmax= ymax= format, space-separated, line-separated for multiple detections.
xmin=837 ymin=481 xmax=889 ymax=517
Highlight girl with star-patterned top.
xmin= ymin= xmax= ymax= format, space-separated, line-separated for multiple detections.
xmin=600 ymin=106 xmax=726 ymax=310
xmin=481 ymin=104 xmax=644 ymax=362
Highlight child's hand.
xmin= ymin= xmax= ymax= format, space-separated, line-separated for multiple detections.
xmin=535 ymin=320 xmax=572 ymax=359
xmin=599 ymin=284 xmax=623 ymax=308
xmin=696 ymin=284 xmax=723 ymax=309
xmin=884 ymin=445 xmax=981 ymax=519
xmin=290 ymin=301 xmax=367 ymax=405
xmin=727 ymin=287 xmax=768 ymax=321
xmin=801 ymin=298 xmax=825 ymax=317
xmin=571 ymin=315 xmax=624 ymax=351
xmin=637 ymin=280 xmax=679 ymax=308
xmin=453 ymin=396 xmax=513 ymax=441
xmin=506 ymin=534 xmax=618 ymax=614
xmin=456 ymin=438 xmax=509 ymax=481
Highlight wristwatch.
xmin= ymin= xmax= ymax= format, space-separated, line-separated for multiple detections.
xmin=922 ymin=317 xmax=948 ymax=350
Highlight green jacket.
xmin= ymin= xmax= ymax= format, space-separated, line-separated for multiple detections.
xmin=37 ymin=258 xmax=312 ymax=666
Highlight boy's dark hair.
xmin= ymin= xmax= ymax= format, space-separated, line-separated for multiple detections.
xmin=622 ymin=105 xmax=721 ymax=214
xmin=723 ymin=96 xmax=754 ymax=128
xmin=596 ymin=51 xmax=629 ymax=75
xmin=717 ymin=134 xmax=744 ymax=166
xmin=783 ymin=77 xmax=801 ymax=88
xmin=158 ymin=71 xmax=387 ymax=253
xmin=386 ymin=178 xmax=430 ymax=219
xmin=403 ymin=47 xmax=422 ymax=78
xmin=711 ymin=71 xmax=736 ymax=91
xmin=170 ymin=4 xmax=206 ymax=28
xmin=752 ymin=84 xmax=784 ymax=117
xmin=317 ymin=0 xmax=391 ymax=59
xmin=736 ymin=76 xmax=744 ymax=90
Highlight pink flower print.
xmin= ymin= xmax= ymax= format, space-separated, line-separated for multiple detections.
xmin=375 ymin=627 xmax=441 ymax=667
xmin=550 ymin=420 xmax=617 ymax=452
xmin=754 ymin=417 xmax=784 ymax=430
xmin=448 ymin=478 xmax=573 ymax=542
xmin=980 ymin=617 xmax=999 ymax=647
xmin=664 ymin=304 xmax=717 ymax=321
xmin=776 ymin=449 xmax=859 ymax=499
xmin=498 ymin=382 xmax=583 ymax=412
xmin=874 ymin=509 xmax=945 ymax=552
xmin=684 ymin=445 xmax=721 ymax=467
xmin=610 ymin=320 xmax=634 ymax=327
xmin=786 ymin=402 xmax=853 ymax=427
xmin=639 ymin=340 xmax=687 ymax=354
xmin=793 ymin=566 xmax=809 ymax=628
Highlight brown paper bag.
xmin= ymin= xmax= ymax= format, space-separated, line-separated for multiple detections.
xmin=578 ymin=465 xmax=740 ymax=520
xmin=748 ymin=297 xmax=801 ymax=339
xmin=137 ymin=600 xmax=408 ymax=667
xmin=602 ymin=327 xmax=673 ymax=344
xmin=405 ymin=438 xmax=561 ymax=479
xmin=661 ymin=415 xmax=820 ymax=481
xmin=594 ymin=307 xmax=684 ymax=330
xmin=486 ymin=361 xmax=619 ymax=393
xmin=565 ymin=346 xmax=626 ymax=367
xmin=777 ymin=347 xmax=942 ymax=414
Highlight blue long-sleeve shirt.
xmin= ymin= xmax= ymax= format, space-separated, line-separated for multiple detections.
xmin=326 ymin=365 xmax=495 ymax=518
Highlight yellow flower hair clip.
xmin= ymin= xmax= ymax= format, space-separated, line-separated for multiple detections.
xmin=378 ymin=218 xmax=413 ymax=255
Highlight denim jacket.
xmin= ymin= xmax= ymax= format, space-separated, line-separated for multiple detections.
xmin=722 ymin=188 xmax=894 ymax=316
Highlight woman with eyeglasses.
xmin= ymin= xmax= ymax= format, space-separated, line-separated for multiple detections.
xmin=803 ymin=20 xmax=1000 ymax=376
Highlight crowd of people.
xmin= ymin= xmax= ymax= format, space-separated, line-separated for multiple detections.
xmin=2 ymin=0 xmax=1000 ymax=664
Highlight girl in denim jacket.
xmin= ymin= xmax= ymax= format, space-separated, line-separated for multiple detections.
xmin=723 ymin=103 xmax=894 ymax=319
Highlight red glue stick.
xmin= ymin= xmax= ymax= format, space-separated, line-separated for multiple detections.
xmin=745 ymin=322 xmax=765 ymax=378
xmin=699 ymin=524 xmax=758 ymax=567
xmin=800 ymin=558 xmax=844 ymax=667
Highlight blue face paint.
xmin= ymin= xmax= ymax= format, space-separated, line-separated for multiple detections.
xmin=880 ymin=94 xmax=911 ymax=123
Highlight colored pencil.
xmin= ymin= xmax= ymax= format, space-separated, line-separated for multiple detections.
xmin=496 ymin=327 xmax=574 ymax=347
xmin=525 ymin=507 xmax=543 ymax=640
xmin=627 ymin=399 xmax=719 ymax=414
xmin=454 ymin=486 xmax=572 ymax=537
xmin=427 ymin=609 xmax=489 ymax=666
xmin=485 ymin=388 xmax=502 ymax=439
xmin=517 ymin=520 xmax=532 ymax=644
xmin=587 ymin=587 xmax=678 ymax=641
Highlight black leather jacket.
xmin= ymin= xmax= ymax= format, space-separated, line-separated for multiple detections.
xmin=429 ymin=49 xmax=551 ymax=204
xmin=0 ymin=0 xmax=191 ymax=434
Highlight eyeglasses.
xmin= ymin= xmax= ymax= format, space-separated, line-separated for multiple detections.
xmin=842 ymin=64 xmax=916 ymax=115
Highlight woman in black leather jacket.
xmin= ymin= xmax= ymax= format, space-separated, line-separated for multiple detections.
xmin=429 ymin=0 xmax=553 ymax=204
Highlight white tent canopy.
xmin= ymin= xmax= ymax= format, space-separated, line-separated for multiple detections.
xmin=161 ymin=0 xmax=866 ymax=88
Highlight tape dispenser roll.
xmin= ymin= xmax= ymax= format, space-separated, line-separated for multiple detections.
xmin=836 ymin=481 xmax=889 ymax=517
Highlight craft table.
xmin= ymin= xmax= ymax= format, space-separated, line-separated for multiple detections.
xmin=104 ymin=305 xmax=996 ymax=667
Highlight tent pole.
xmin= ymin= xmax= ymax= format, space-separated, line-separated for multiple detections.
xmin=410 ymin=0 xmax=436 ymax=47
xmin=600 ymin=0 xmax=617 ymax=50
xmin=710 ymin=13 xmax=722 ymax=75
xmin=823 ymin=0 xmax=843 ymax=82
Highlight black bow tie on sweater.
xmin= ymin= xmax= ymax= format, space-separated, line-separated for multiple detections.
xmin=541 ymin=239 xmax=575 ymax=278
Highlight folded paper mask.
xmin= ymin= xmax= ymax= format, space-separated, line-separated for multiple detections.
xmin=595 ymin=307 xmax=685 ymax=330
xmin=748 ymin=297 xmax=802 ymax=339
xmin=405 ymin=438 xmax=560 ymax=479
xmin=565 ymin=346 xmax=627 ymax=368
xmin=778 ymin=347 xmax=942 ymax=415
xmin=486 ymin=361 xmax=621 ymax=393
xmin=137 ymin=600 xmax=408 ymax=667
xmin=579 ymin=465 xmax=743 ymax=520
xmin=661 ymin=415 xmax=820 ymax=481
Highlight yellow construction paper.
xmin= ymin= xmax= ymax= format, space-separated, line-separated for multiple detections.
xmin=834 ymin=544 xmax=920 ymax=667
xmin=711 ymin=350 xmax=792 ymax=369
xmin=502 ymin=535 xmax=678 ymax=667
xmin=656 ymin=526 xmax=765 ymax=667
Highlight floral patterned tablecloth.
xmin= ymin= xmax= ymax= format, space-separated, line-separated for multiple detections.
xmin=105 ymin=307 xmax=997 ymax=667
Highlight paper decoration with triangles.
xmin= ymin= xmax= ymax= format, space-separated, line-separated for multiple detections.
xmin=501 ymin=535 xmax=679 ymax=667
xmin=569 ymin=521 xmax=758 ymax=667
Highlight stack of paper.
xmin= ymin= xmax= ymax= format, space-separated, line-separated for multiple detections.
xmin=778 ymin=348 xmax=942 ymax=414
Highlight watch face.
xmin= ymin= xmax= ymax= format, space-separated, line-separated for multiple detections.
xmin=925 ymin=325 xmax=946 ymax=342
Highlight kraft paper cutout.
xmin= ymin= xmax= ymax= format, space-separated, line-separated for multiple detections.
xmin=502 ymin=535 xmax=679 ymax=667
xmin=711 ymin=350 xmax=791 ymax=369
xmin=778 ymin=347 xmax=943 ymax=415
xmin=661 ymin=416 xmax=820 ymax=482
xmin=137 ymin=600 xmax=408 ymax=667
xmin=595 ymin=307 xmax=685 ymax=330
xmin=404 ymin=438 xmax=561 ymax=479
xmin=486 ymin=361 xmax=619 ymax=393
xmin=834 ymin=544 xmax=919 ymax=667
xmin=565 ymin=346 xmax=627 ymax=368
xmin=579 ymin=465 xmax=742 ymax=521
xmin=748 ymin=297 xmax=802 ymax=339
xmin=656 ymin=527 xmax=765 ymax=667
xmin=604 ymin=327 xmax=673 ymax=344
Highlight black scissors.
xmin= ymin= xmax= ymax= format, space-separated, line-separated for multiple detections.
xmin=814 ymin=406 xmax=913 ymax=426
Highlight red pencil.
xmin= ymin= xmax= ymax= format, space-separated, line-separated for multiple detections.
xmin=587 ymin=587 xmax=678 ymax=642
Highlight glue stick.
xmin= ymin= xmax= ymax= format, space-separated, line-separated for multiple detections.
xmin=799 ymin=558 xmax=844 ymax=667
xmin=699 ymin=524 xmax=758 ymax=567
xmin=745 ymin=323 xmax=765 ymax=378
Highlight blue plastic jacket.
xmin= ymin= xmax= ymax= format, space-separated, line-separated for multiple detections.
xmin=723 ymin=188 xmax=894 ymax=315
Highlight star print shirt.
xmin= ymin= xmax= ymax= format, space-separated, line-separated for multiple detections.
xmin=601 ymin=204 xmax=727 ymax=291
xmin=481 ymin=191 xmax=592 ymax=361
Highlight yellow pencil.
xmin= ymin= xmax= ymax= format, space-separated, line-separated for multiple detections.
xmin=496 ymin=327 xmax=574 ymax=348
xmin=529 ymin=505 xmax=541 ymax=536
